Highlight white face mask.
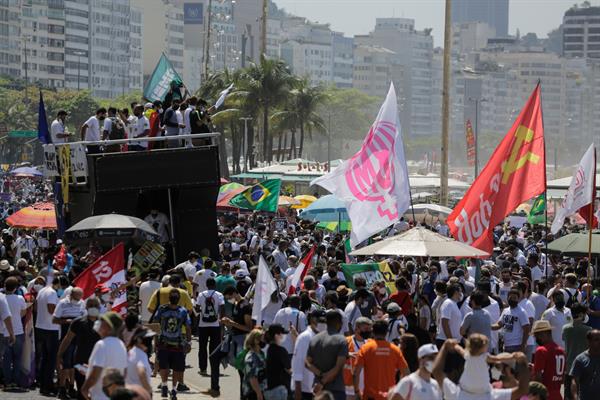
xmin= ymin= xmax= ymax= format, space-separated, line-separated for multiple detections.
xmin=316 ymin=323 xmax=327 ymax=332
xmin=33 ymin=284 xmax=44 ymax=293
xmin=457 ymin=293 xmax=464 ymax=302
xmin=424 ymin=360 xmax=434 ymax=373
xmin=93 ymin=319 xmax=102 ymax=333
xmin=87 ymin=307 xmax=100 ymax=318
xmin=276 ymin=334 xmax=286 ymax=345
xmin=491 ymin=367 xmax=502 ymax=381
xmin=227 ymin=298 xmax=236 ymax=305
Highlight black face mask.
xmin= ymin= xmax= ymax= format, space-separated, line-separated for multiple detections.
xmin=169 ymin=295 xmax=180 ymax=305
xmin=508 ymin=299 xmax=519 ymax=308
xmin=259 ymin=341 xmax=267 ymax=349
xmin=535 ymin=337 xmax=544 ymax=346
xmin=554 ymin=300 xmax=565 ymax=309
xmin=361 ymin=331 xmax=373 ymax=339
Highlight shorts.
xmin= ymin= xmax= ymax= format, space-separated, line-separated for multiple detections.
xmin=157 ymin=348 xmax=185 ymax=372
xmin=62 ymin=343 xmax=76 ymax=369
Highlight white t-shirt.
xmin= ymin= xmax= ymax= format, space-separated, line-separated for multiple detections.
xmin=126 ymin=347 xmax=152 ymax=388
xmin=499 ymin=306 xmax=529 ymax=347
xmin=541 ymin=306 xmax=572 ymax=348
xmin=35 ymin=286 xmax=59 ymax=331
xmin=529 ymin=292 xmax=550 ymax=320
xmin=83 ymin=116 xmax=101 ymax=141
xmin=519 ymin=298 xmax=536 ymax=346
xmin=443 ymin=378 xmax=512 ymax=400
xmin=50 ymin=119 xmax=67 ymax=143
xmin=130 ymin=115 xmax=150 ymax=148
xmin=53 ymin=297 xmax=85 ymax=320
xmin=261 ymin=293 xmax=286 ymax=327
xmin=530 ymin=266 xmax=543 ymax=283
xmin=0 ymin=293 xmax=11 ymax=336
xmin=437 ymin=298 xmax=462 ymax=340
xmin=196 ymin=289 xmax=224 ymax=328
xmin=273 ymin=307 xmax=307 ymax=354
xmin=4 ymin=294 xmax=25 ymax=336
xmin=344 ymin=301 xmax=363 ymax=332
xmin=386 ymin=315 xmax=409 ymax=343
xmin=459 ymin=352 xmax=492 ymax=395
xmin=176 ymin=261 xmax=198 ymax=281
xmin=139 ymin=280 xmax=161 ymax=322
xmin=291 ymin=327 xmax=317 ymax=394
xmin=392 ymin=372 xmax=443 ymax=400
xmin=193 ymin=269 xmax=217 ymax=294
xmin=87 ymin=336 xmax=128 ymax=400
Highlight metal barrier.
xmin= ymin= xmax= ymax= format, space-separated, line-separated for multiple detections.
xmin=52 ymin=132 xmax=221 ymax=150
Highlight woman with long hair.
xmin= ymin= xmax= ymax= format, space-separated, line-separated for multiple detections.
xmin=242 ymin=329 xmax=267 ymax=400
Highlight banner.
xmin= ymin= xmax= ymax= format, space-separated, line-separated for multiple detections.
xmin=342 ymin=262 xmax=396 ymax=294
xmin=465 ymin=119 xmax=476 ymax=167
xmin=131 ymin=241 xmax=166 ymax=277
xmin=69 ymin=143 xmax=88 ymax=178
xmin=43 ymin=144 xmax=59 ymax=177
xmin=58 ymin=145 xmax=71 ymax=203
xmin=312 ymin=83 xmax=411 ymax=247
xmin=528 ymin=194 xmax=546 ymax=225
xmin=448 ymin=84 xmax=546 ymax=253
xmin=73 ymin=243 xmax=127 ymax=314
xmin=143 ymin=53 xmax=184 ymax=102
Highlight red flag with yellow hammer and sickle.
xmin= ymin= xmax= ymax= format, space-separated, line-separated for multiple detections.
xmin=448 ymin=83 xmax=546 ymax=253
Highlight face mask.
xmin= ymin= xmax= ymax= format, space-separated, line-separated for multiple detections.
xmin=457 ymin=293 xmax=464 ymax=302
xmin=583 ymin=314 xmax=590 ymax=324
xmin=424 ymin=360 xmax=434 ymax=373
xmin=317 ymin=323 xmax=327 ymax=332
xmin=93 ymin=319 xmax=102 ymax=333
xmin=57 ymin=288 xmax=65 ymax=298
xmin=378 ymin=288 xmax=387 ymax=295
xmin=508 ymin=299 xmax=519 ymax=308
xmin=87 ymin=307 xmax=100 ymax=318
xmin=158 ymin=109 xmax=163 ymax=114
xmin=554 ymin=300 xmax=565 ymax=309
xmin=34 ymin=284 xmax=43 ymax=293
xmin=361 ymin=330 xmax=372 ymax=339
xmin=491 ymin=367 xmax=502 ymax=381
xmin=535 ymin=337 xmax=544 ymax=346
xmin=227 ymin=298 xmax=236 ymax=305
xmin=259 ymin=341 xmax=266 ymax=349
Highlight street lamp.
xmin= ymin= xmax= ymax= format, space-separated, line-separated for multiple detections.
xmin=467 ymin=96 xmax=487 ymax=178
xmin=72 ymin=50 xmax=86 ymax=91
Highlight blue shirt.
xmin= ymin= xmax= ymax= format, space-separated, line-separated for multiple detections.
xmin=587 ymin=295 xmax=600 ymax=329
xmin=155 ymin=305 xmax=190 ymax=348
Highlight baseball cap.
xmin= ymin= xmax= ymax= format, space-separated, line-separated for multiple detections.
xmin=308 ymin=309 xmax=327 ymax=322
xmin=234 ymin=269 xmax=249 ymax=279
xmin=100 ymin=311 xmax=123 ymax=333
xmin=417 ymin=343 xmax=438 ymax=359
xmin=387 ymin=302 xmax=401 ymax=313
xmin=266 ymin=323 xmax=289 ymax=336
xmin=144 ymin=102 xmax=153 ymax=109
xmin=56 ymin=239 xmax=63 ymax=245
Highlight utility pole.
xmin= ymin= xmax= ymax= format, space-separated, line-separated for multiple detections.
xmin=261 ymin=0 xmax=268 ymax=57
xmin=73 ymin=51 xmax=86 ymax=91
xmin=440 ymin=0 xmax=452 ymax=206
xmin=203 ymin=0 xmax=213 ymax=80
xmin=240 ymin=117 xmax=252 ymax=172
xmin=327 ymin=113 xmax=331 ymax=169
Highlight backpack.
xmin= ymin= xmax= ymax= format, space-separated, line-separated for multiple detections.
xmin=108 ymin=117 xmax=126 ymax=140
xmin=563 ymin=288 xmax=578 ymax=309
xmin=201 ymin=291 xmax=218 ymax=323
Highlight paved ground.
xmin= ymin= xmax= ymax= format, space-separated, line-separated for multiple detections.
xmin=2 ymin=340 xmax=240 ymax=400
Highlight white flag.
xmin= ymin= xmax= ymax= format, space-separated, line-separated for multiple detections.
xmin=215 ymin=83 xmax=234 ymax=109
xmin=251 ymin=256 xmax=278 ymax=325
xmin=311 ymin=83 xmax=411 ymax=247
xmin=551 ymin=143 xmax=596 ymax=234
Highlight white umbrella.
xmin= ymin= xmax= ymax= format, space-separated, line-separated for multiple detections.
xmin=66 ymin=213 xmax=158 ymax=240
xmin=350 ymin=227 xmax=489 ymax=257
xmin=410 ymin=203 xmax=453 ymax=215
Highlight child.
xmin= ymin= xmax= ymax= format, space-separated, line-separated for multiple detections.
xmin=454 ymin=334 xmax=515 ymax=399
xmin=385 ymin=302 xmax=408 ymax=345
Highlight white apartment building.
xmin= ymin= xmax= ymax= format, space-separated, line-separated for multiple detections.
xmin=452 ymin=21 xmax=496 ymax=54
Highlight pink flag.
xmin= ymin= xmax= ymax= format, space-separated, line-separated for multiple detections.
xmin=288 ymin=246 xmax=316 ymax=295
xmin=312 ymin=83 xmax=411 ymax=247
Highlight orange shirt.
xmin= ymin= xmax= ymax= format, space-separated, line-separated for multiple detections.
xmin=355 ymin=339 xmax=408 ymax=400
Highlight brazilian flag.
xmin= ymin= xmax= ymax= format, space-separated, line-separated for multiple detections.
xmin=528 ymin=194 xmax=546 ymax=224
xmin=229 ymin=179 xmax=281 ymax=212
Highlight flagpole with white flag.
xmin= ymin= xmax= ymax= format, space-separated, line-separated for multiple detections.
xmin=551 ymin=143 xmax=596 ymax=235
xmin=586 ymin=146 xmax=597 ymax=299
xmin=251 ymin=256 xmax=278 ymax=325
xmin=311 ymin=83 xmax=411 ymax=247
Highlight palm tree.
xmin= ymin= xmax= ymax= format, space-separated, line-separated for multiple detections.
xmin=292 ymin=79 xmax=328 ymax=158
xmin=239 ymin=55 xmax=296 ymax=162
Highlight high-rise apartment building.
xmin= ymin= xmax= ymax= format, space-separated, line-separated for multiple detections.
xmin=452 ymin=0 xmax=509 ymax=38
xmin=562 ymin=5 xmax=600 ymax=59
xmin=332 ymin=32 xmax=353 ymax=88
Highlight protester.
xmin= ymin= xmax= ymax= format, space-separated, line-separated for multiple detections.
xmin=569 ymin=329 xmax=600 ymax=400
xmin=531 ymin=320 xmax=565 ymax=400
xmin=242 ymin=328 xmax=267 ymax=400
xmin=389 ymin=343 xmax=443 ymax=400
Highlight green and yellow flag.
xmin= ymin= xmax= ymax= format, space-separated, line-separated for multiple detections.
xmin=229 ymin=179 xmax=281 ymax=212
xmin=528 ymin=194 xmax=546 ymax=224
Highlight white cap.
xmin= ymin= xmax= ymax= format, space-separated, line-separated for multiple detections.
xmin=235 ymin=269 xmax=249 ymax=279
xmin=56 ymin=239 xmax=63 ymax=245
xmin=417 ymin=343 xmax=438 ymax=359
xmin=144 ymin=102 xmax=153 ymax=109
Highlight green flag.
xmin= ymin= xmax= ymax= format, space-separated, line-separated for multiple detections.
xmin=528 ymin=194 xmax=546 ymax=224
xmin=229 ymin=179 xmax=281 ymax=212
xmin=341 ymin=262 xmax=396 ymax=293
xmin=143 ymin=53 xmax=184 ymax=102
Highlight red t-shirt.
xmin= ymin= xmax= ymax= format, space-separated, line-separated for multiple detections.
xmin=533 ymin=342 xmax=565 ymax=400
xmin=389 ymin=291 xmax=413 ymax=316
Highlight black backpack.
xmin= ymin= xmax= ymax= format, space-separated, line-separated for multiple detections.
xmin=108 ymin=117 xmax=126 ymax=140
xmin=202 ymin=291 xmax=218 ymax=323
xmin=563 ymin=288 xmax=578 ymax=309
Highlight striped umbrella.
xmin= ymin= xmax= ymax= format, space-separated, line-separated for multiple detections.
xmin=6 ymin=202 xmax=57 ymax=229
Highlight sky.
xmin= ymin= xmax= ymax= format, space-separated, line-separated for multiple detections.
xmin=274 ymin=0 xmax=600 ymax=46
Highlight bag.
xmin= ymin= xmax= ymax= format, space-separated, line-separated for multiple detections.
xmin=233 ymin=348 xmax=249 ymax=371
xmin=564 ymin=288 xmax=578 ymax=308
xmin=201 ymin=291 xmax=218 ymax=323
xmin=108 ymin=117 xmax=126 ymax=140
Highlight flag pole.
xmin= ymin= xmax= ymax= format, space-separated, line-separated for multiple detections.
xmin=588 ymin=200 xmax=594 ymax=303
xmin=538 ymin=78 xmax=549 ymax=279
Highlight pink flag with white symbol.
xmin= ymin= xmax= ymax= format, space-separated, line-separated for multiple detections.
xmin=312 ymin=83 xmax=411 ymax=247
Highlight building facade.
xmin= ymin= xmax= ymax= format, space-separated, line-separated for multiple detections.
xmin=562 ymin=5 xmax=600 ymax=59
xmin=452 ymin=0 xmax=509 ymax=38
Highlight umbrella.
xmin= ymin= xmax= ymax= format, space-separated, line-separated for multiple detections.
xmin=292 ymin=195 xmax=317 ymax=209
xmin=6 ymin=202 xmax=56 ymax=229
xmin=316 ymin=220 xmax=352 ymax=232
xmin=10 ymin=166 xmax=42 ymax=177
xmin=546 ymin=231 xmax=600 ymax=256
xmin=218 ymin=182 xmax=244 ymax=202
xmin=65 ymin=213 xmax=158 ymax=241
xmin=217 ymin=185 xmax=247 ymax=211
xmin=278 ymin=196 xmax=300 ymax=206
xmin=350 ymin=226 xmax=489 ymax=257
xmin=299 ymin=195 xmax=349 ymax=222
xmin=220 ymin=177 xmax=229 ymax=185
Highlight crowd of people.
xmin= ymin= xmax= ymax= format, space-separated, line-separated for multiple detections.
xmin=0 ymin=206 xmax=598 ymax=400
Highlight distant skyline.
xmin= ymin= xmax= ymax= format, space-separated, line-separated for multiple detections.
xmin=274 ymin=0 xmax=600 ymax=46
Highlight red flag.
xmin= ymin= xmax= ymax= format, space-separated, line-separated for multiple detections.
xmin=288 ymin=246 xmax=316 ymax=296
xmin=73 ymin=243 xmax=127 ymax=313
xmin=53 ymin=245 xmax=67 ymax=271
xmin=448 ymin=84 xmax=546 ymax=253
xmin=578 ymin=155 xmax=598 ymax=229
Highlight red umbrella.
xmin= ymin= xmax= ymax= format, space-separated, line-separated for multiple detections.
xmin=6 ymin=202 xmax=57 ymax=230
